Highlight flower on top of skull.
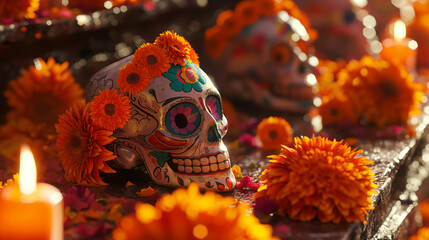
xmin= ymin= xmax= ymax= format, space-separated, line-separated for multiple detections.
xmin=117 ymin=30 xmax=201 ymax=95
xmin=163 ymin=60 xmax=206 ymax=93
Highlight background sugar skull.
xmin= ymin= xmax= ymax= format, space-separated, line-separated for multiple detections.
xmin=85 ymin=32 xmax=235 ymax=192
xmin=294 ymin=0 xmax=368 ymax=60
xmin=205 ymin=0 xmax=318 ymax=113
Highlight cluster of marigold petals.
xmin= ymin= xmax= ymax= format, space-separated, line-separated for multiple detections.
xmin=55 ymin=103 xmax=117 ymax=186
xmin=89 ymin=89 xmax=131 ymax=131
xmin=314 ymin=55 xmax=426 ymax=130
xmin=117 ymin=31 xmax=199 ymax=94
xmin=113 ymin=182 xmax=279 ymax=240
xmin=255 ymin=135 xmax=378 ymax=223
xmin=256 ymin=116 xmax=293 ymax=150
xmin=4 ymin=57 xmax=84 ymax=129
xmin=205 ymin=0 xmax=316 ymax=59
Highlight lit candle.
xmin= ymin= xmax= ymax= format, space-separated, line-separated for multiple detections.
xmin=0 ymin=145 xmax=63 ymax=240
xmin=380 ymin=20 xmax=418 ymax=73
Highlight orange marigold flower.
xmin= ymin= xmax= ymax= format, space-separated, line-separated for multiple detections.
xmin=117 ymin=62 xmax=151 ymax=94
xmin=187 ymin=45 xmax=200 ymax=66
xmin=113 ymin=183 xmax=279 ymax=240
xmin=155 ymin=30 xmax=191 ymax=66
xmin=55 ymin=103 xmax=117 ymax=186
xmin=316 ymin=59 xmax=346 ymax=97
xmin=256 ymin=117 xmax=293 ymax=150
xmin=4 ymin=57 xmax=84 ymax=130
xmin=257 ymin=0 xmax=279 ymax=16
xmin=0 ymin=0 xmax=39 ymax=19
xmin=205 ymin=27 xmax=228 ymax=59
xmin=255 ymin=136 xmax=377 ymax=223
xmin=133 ymin=43 xmax=171 ymax=79
xmin=338 ymin=56 xmax=425 ymax=128
xmin=231 ymin=165 xmax=243 ymax=180
xmin=216 ymin=10 xmax=243 ymax=37
xmin=410 ymin=227 xmax=429 ymax=240
xmin=90 ymin=89 xmax=131 ymax=131
xmin=236 ymin=1 xmax=260 ymax=26
xmin=317 ymin=95 xmax=359 ymax=127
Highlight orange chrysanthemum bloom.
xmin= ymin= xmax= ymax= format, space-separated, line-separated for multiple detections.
xmin=257 ymin=117 xmax=293 ymax=150
xmin=257 ymin=0 xmax=279 ymax=16
xmin=205 ymin=0 xmax=316 ymax=59
xmin=205 ymin=27 xmax=228 ymax=59
xmin=315 ymin=59 xmax=346 ymax=97
xmin=317 ymin=95 xmax=359 ymax=126
xmin=117 ymin=62 xmax=151 ymax=94
xmin=55 ymin=103 xmax=117 ymax=185
xmin=338 ymin=56 xmax=425 ymax=128
xmin=4 ymin=57 xmax=84 ymax=130
xmin=113 ymin=183 xmax=279 ymax=240
xmin=410 ymin=227 xmax=429 ymax=240
xmin=255 ymin=136 xmax=377 ymax=223
xmin=216 ymin=10 xmax=243 ymax=37
xmin=187 ymin=45 xmax=200 ymax=66
xmin=236 ymin=1 xmax=260 ymax=26
xmin=155 ymin=31 xmax=192 ymax=66
xmin=90 ymin=89 xmax=131 ymax=131
xmin=0 ymin=0 xmax=39 ymax=19
xmin=133 ymin=43 xmax=171 ymax=79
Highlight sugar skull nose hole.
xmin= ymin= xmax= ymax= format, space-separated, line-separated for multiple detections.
xmin=175 ymin=114 xmax=188 ymax=128
xmin=207 ymin=125 xmax=222 ymax=143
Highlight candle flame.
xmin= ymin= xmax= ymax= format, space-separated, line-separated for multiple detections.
xmin=19 ymin=144 xmax=37 ymax=195
xmin=393 ymin=20 xmax=406 ymax=41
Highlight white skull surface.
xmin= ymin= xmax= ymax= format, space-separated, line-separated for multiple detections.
xmin=212 ymin=14 xmax=318 ymax=113
xmin=86 ymin=57 xmax=236 ymax=192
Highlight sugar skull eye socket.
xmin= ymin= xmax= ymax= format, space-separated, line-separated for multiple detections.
xmin=270 ymin=43 xmax=292 ymax=66
xmin=205 ymin=95 xmax=222 ymax=122
xmin=165 ymin=102 xmax=202 ymax=136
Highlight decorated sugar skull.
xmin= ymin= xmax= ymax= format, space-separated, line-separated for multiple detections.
xmin=205 ymin=0 xmax=318 ymax=112
xmin=295 ymin=0 xmax=368 ymax=59
xmin=85 ymin=31 xmax=235 ymax=191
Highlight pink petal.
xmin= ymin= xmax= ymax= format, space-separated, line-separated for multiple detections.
xmin=187 ymin=115 xmax=196 ymax=124
xmin=171 ymin=108 xmax=177 ymax=117
xmin=177 ymin=105 xmax=184 ymax=113
xmin=186 ymin=124 xmax=195 ymax=131
xmin=183 ymin=106 xmax=192 ymax=115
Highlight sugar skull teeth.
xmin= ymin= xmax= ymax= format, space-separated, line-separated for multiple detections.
xmin=171 ymin=152 xmax=231 ymax=175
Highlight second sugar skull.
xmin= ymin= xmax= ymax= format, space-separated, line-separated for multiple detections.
xmin=205 ymin=0 xmax=318 ymax=112
xmin=85 ymin=31 xmax=235 ymax=192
